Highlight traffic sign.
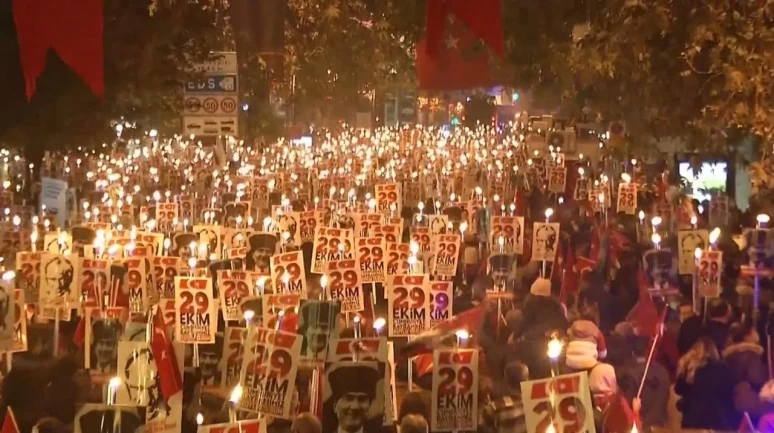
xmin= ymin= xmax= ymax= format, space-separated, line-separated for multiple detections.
xmin=185 ymin=74 xmax=238 ymax=93
xmin=193 ymin=52 xmax=237 ymax=74
xmin=184 ymin=116 xmax=239 ymax=136
xmin=184 ymin=95 xmax=238 ymax=116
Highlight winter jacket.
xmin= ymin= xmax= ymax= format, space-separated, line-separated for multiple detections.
xmin=593 ymin=392 xmax=641 ymax=433
xmin=677 ymin=316 xmax=702 ymax=356
xmin=723 ymin=342 xmax=770 ymax=425
xmin=616 ymin=358 xmax=670 ymax=430
xmin=566 ymin=320 xmax=607 ymax=371
xmin=675 ymin=359 xmax=735 ymax=430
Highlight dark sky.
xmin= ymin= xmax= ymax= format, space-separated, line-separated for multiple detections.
xmin=0 ymin=1 xmax=27 ymax=138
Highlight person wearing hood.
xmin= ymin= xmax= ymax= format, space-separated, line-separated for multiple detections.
xmin=675 ymin=337 xmax=735 ymax=430
xmin=703 ymin=299 xmax=733 ymax=352
xmin=565 ymin=309 xmax=607 ymax=371
xmin=617 ymin=336 xmax=670 ymax=430
xmin=589 ymin=363 xmax=641 ymax=433
xmin=723 ymin=318 xmax=770 ymax=425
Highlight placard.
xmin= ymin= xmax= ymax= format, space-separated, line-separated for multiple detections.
xmin=16 ymin=251 xmax=41 ymax=302
xmin=238 ymin=327 xmax=302 ymax=418
xmin=262 ymin=293 xmax=301 ymax=330
xmin=219 ymin=270 xmax=252 ymax=322
xmin=220 ymin=326 xmax=248 ymax=389
xmin=9 ymin=290 xmax=27 ymax=353
xmin=520 ymin=372 xmax=595 ymax=433
xmin=298 ymin=299 xmax=341 ymax=363
xmin=356 ymin=237 xmax=386 ymax=283
xmin=270 ymin=251 xmax=307 ymax=297
xmin=80 ymin=258 xmax=110 ymax=308
xmin=387 ymin=274 xmax=428 ymax=337
xmin=427 ymin=214 xmax=449 ymax=235
xmin=428 ymin=281 xmax=453 ymax=328
xmin=709 ymin=195 xmax=729 ymax=227
xmin=531 ymin=222 xmax=560 ymax=262
xmin=354 ymin=213 xmax=383 ymax=238
xmin=433 ymin=234 xmax=460 ymax=277
xmin=327 ymin=337 xmax=392 ymax=425
xmin=84 ymin=306 xmax=125 ymax=374
xmin=174 ymin=276 xmax=216 ymax=343
xmin=322 ymin=360 xmax=385 ymax=433
xmin=410 ymin=226 xmax=432 ymax=254
xmin=375 ymin=183 xmax=401 ymax=214
xmin=547 ymin=167 xmax=567 ymax=193
xmin=74 ymin=404 xmax=146 ymax=433
xmin=153 ymin=256 xmax=181 ymax=299
xmin=326 ymin=259 xmax=363 ymax=313
xmin=0 ymin=277 xmax=16 ymax=352
xmin=156 ymin=203 xmax=179 ymax=230
xmin=298 ymin=210 xmax=321 ymax=243
xmin=698 ymin=250 xmax=723 ymax=298
xmin=490 ymin=216 xmax=524 ymax=254
xmin=375 ymin=223 xmax=401 ymax=244
xmin=40 ymin=252 xmax=80 ymax=306
xmin=311 ymin=227 xmax=354 ymax=274
xmin=194 ymin=224 xmax=222 ymax=259
xmin=617 ymin=182 xmax=637 ymax=215
xmin=125 ymin=257 xmax=148 ymax=313
xmin=677 ymin=229 xmax=709 ymax=275
xmin=431 ymin=349 xmax=479 ymax=432
xmin=386 ymin=242 xmax=410 ymax=276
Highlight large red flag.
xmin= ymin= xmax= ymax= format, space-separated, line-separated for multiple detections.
xmin=13 ymin=0 xmax=103 ymax=99
xmin=626 ymin=269 xmax=660 ymax=337
xmin=150 ymin=306 xmax=183 ymax=400
xmin=425 ymin=0 xmax=504 ymax=58
xmin=416 ymin=25 xmax=492 ymax=91
xmin=560 ymin=246 xmax=579 ymax=304
xmin=2 ymin=407 xmax=19 ymax=433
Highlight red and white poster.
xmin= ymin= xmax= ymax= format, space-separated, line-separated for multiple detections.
xmin=386 ymin=242 xmax=410 ymax=277
xmin=617 ymin=182 xmax=638 ymax=215
xmin=387 ymin=274 xmax=428 ymax=336
xmin=375 ymin=183 xmax=401 ymax=214
xmin=80 ymin=258 xmax=110 ymax=308
xmin=263 ymin=293 xmax=301 ymax=330
xmin=490 ymin=216 xmax=524 ymax=254
xmin=410 ymin=227 xmax=432 ymax=254
xmin=238 ymin=327 xmax=302 ymax=418
xmin=156 ymin=202 xmax=179 ymax=229
xmin=431 ymin=349 xmax=479 ymax=432
xmin=428 ymin=281 xmax=453 ymax=328
xmin=125 ymin=257 xmax=148 ymax=313
xmin=219 ymin=270 xmax=252 ymax=322
xmin=375 ymin=223 xmax=401 ymax=244
xmin=326 ymin=259 xmax=363 ymax=313
xmin=354 ymin=213 xmax=383 ymax=237
xmin=198 ymin=420 xmax=267 ymax=433
xmin=356 ymin=237 xmax=386 ymax=283
xmin=433 ymin=234 xmax=460 ymax=277
xmin=174 ymin=276 xmax=216 ymax=343
xmin=220 ymin=326 xmax=248 ymax=389
xmin=15 ymin=251 xmax=41 ymax=302
xmin=153 ymin=256 xmax=181 ymax=300
xmin=548 ymin=167 xmax=567 ymax=193
xmin=270 ymin=251 xmax=307 ymax=297
xmin=520 ymin=372 xmax=596 ymax=433
xmin=311 ymin=227 xmax=354 ymax=274
xmin=698 ymin=250 xmax=723 ymax=298
xmin=299 ymin=210 xmax=321 ymax=243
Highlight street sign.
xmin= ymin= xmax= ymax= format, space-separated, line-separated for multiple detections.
xmin=185 ymin=75 xmax=238 ymax=93
xmin=184 ymin=51 xmax=239 ymax=137
xmin=184 ymin=116 xmax=238 ymax=136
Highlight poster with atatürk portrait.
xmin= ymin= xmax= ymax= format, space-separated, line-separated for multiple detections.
xmin=531 ymin=222 xmax=560 ymax=262
xmin=297 ymin=299 xmax=341 ymax=364
xmin=85 ymin=306 xmax=126 ymax=376
xmin=322 ymin=361 xmax=385 ymax=433
xmin=40 ymin=253 xmax=80 ymax=306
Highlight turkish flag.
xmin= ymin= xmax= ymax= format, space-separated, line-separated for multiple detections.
xmin=625 ymin=269 xmax=661 ymax=337
xmin=416 ymin=26 xmax=492 ymax=91
xmin=150 ymin=306 xmax=183 ymax=401
xmin=425 ymin=0 xmax=504 ymax=58
xmin=2 ymin=407 xmax=19 ymax=433
xmin=13 ymin=0 xmax=103 ymax=100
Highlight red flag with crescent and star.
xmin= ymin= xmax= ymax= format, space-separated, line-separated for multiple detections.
xmin=150 ymin=305 xmax=183 ymax=400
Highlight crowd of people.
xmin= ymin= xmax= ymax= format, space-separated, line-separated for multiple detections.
xmin=0 ymin=123 xmax=771 ymax=433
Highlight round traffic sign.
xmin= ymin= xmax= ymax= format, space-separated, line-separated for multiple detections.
xmin=185 ymin=98 xmax=201 ymax=113
xmin=221 ymin=97 xmax=237 ymax=114
xmin=203 ymin=98 xmax=219 ymax=114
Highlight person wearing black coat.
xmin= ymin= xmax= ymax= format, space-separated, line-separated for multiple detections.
xmin=702 ymin=299 xmax=733 ymax=352
xmin=675 ymin=337 xmax=735 ymax=430
xmin=723 ymin=319 xmax=770 ymax=426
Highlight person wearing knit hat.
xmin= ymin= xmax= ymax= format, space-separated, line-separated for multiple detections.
xmin=566 ymin=317 xmax=608 ymax=371
xmin=529 ymin=277 xmax=552 ymax=297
